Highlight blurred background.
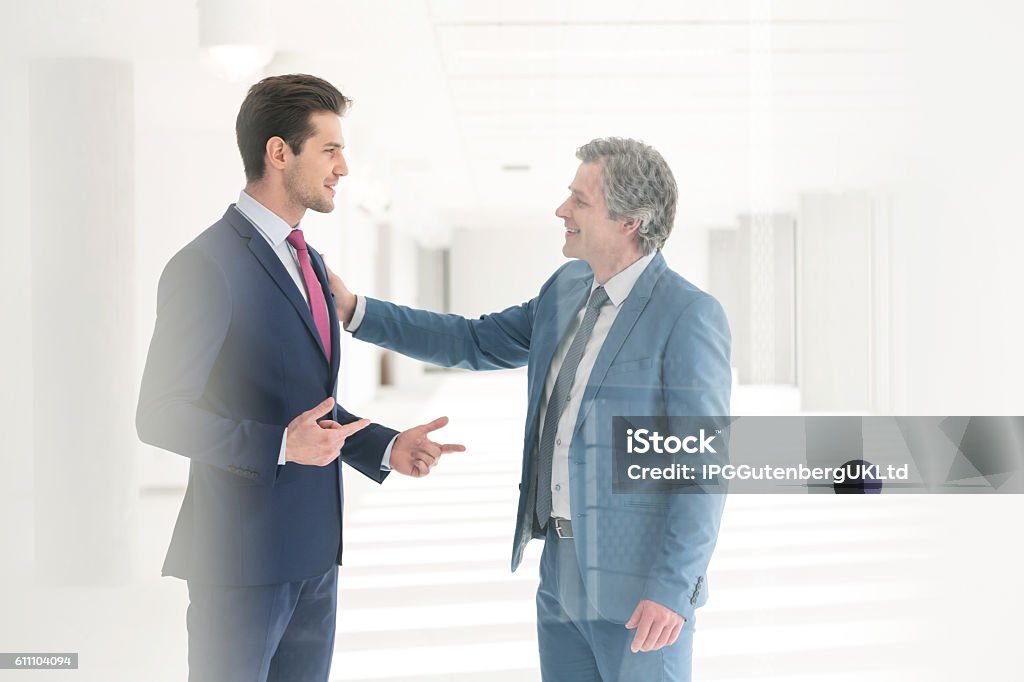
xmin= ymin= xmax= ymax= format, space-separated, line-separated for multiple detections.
xmin=1 ymin=0 xmax=1022 ymax=680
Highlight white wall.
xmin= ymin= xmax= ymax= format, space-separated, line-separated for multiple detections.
xmin=897 ymin=0 xmax=1024 ymax=414
xmin=449 ymin=226 xmax=568 ymax=318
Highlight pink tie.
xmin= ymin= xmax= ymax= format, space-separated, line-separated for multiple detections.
xmin=286 ymin=229 xmax=331 ymax=363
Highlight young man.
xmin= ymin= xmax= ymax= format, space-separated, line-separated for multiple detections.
xmin=329 ymin=137 xmax=731 ymax=681
xmin=136 ymin=74 xmax=463 ymax=682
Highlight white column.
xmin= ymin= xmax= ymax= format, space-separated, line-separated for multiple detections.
xmin=0 ymin=61 xmax=34 ymax=585
xmin=708 ymin=215 xmax=796 ymax=386
xmin=30 ymin=58 xmax=136 ymax=585
xmin=797 ymin=192 xmax=891 ymax=412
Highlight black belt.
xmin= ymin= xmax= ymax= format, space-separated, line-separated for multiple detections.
xmin=550 ymin=517 xmax=573 ymax=539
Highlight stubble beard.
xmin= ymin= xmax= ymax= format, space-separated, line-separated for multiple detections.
xmin=285 ymin=170 xmax=334 ymax=214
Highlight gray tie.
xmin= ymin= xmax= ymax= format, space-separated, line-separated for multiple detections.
xmin=535 ymin=286 xmax=610 ymax=528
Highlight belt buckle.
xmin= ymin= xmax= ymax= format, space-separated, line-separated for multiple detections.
xmin=553 ymin=518 xmax=573 ymax=539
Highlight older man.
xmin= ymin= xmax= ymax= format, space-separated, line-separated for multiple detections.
xmin=329 ymin=137 xmax=731 ymax=681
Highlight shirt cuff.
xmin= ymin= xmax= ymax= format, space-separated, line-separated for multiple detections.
xmin=345 ymin=294 xmax=366 ymax=332
xmin=277 ymin=428 xmax=288 ymax=466
xmin=380 ymin=434 xmax=398 ymax=471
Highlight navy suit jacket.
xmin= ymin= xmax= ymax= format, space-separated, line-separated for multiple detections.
xmin=137 ymin=205 xmax=397 ymax=586
xmin=354 ymin=252 xmax=731 ymax=623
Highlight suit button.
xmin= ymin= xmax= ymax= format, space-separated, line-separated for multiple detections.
xmin=556 ymin=438 xmax=561 ymax=446
xmin=554 ymin=484 xmax=561 ymax=492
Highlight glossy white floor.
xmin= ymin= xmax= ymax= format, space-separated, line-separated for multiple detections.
xmin=6 ymin=371 xmax=1021 ymax=681
xmin=331 ymin=372 xmax=939 ymax=682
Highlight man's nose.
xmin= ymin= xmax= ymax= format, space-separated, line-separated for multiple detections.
xmin=555 ymin=198 xmax=570 ymax=218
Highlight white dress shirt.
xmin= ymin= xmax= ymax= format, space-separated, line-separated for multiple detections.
xmin=539 ymin=252 xmax=656 ymax=519
xmin=236 ymin=191 xmax=317 ymax=308
xmin=235 ymin=191 xmax=394 ymax=470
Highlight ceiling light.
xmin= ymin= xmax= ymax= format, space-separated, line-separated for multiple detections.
xmin=198 ymin=0 xmax=276 ymax=81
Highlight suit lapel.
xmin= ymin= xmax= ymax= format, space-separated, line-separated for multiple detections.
xmin=225 ymin=206 xmax=329 ymax=366
xmin=573 ymin=252 xmax=667 ymax=435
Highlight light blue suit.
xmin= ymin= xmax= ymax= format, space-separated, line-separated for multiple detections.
xmin=354 ymin=251 xmax=730 ymax=679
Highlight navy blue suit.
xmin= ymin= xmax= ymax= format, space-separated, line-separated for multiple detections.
xmin=137 ymin=205 xmax=397 ymax=679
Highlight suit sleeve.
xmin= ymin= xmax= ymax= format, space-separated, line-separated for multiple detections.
xmin=353 ymin=297 xmax=536 ymax=370
xmin=642 ymin=294 xmax=732 ymax=622
xmin=351 ymin=261 xmax=585 ymax=370
xmin=135 ymin=247 xmax=283 ymax=484
xmin=334 ymin=403 xmax=398 ymax=483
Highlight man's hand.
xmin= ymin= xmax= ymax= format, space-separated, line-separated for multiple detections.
xmin=285 ymin=397 xmax=370 ymax=466
xmin=391 ymin=416 xmax=466 ymax=477
xmin=624 ymin=599 xmax=685 ymax=653
xmin=323 ymin=261 xmax=357 ymax=327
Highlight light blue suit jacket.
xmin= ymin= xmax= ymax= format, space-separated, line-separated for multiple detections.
xmin=355 ymin=251 xmax=731 ymax=623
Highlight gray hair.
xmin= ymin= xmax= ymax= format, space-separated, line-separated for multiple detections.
xmin=576 ymin=137 xmax=678 ymax=255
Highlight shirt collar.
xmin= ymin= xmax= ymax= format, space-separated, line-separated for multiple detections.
xmin=592 ymin=250 xmax=658 ymax=308
xmin=235 ymin=190 xmax=297 ymax=248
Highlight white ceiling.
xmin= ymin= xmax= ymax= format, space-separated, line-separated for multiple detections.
xmin=3 ymin=0 xmax=910 ymax=233
xmin=423 ymin=0 xmax=908 ymax=230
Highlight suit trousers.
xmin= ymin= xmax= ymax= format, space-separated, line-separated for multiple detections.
xmin=536 ymin=526 xmax=694 ymax=682
xmin=186 ymin=565 xmax=338 ymax=682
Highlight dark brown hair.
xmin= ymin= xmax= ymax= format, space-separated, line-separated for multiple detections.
xmin=235 ymin=74 xmax=351 ymax=182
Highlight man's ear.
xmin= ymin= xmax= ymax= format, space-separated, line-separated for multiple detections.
xmin=265 ymin=136 xmax=288 ymax=172
xmin=622 ymin=216 xmax=642 ymax=237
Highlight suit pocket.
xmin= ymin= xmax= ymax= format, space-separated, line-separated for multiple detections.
xmin=624 ymin=499 xmax=671 ymax=509
xmin=606 ymin=357 xmax=653 ymax=375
